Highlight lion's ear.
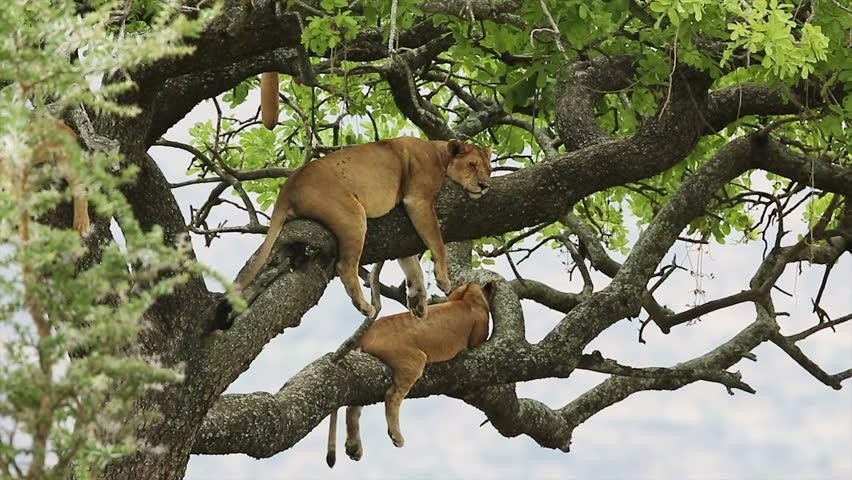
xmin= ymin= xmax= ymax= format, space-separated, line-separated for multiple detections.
xmin=448 ymin=139 xmax=463 ymax=157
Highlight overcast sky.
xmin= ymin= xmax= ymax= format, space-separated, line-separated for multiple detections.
xmin=150 ymin=96 xmax=852 ymax=480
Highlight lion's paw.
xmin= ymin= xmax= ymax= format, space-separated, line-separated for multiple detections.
xmin=388 ymin=428 xmax=405 ymax=448
xmin=407 ymin=294 xmax=427 ymax=319
xmin=436 ymin=276 xmax=452 ymax=295
xmin=355 ymin=300 xmax=376 ymax=319
xmin=345 ymin=441 xmax=363 ymax=461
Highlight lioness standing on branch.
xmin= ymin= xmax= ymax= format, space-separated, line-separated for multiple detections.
xmin=226 ymin=136 xmax=492 ymax=322
xmin=326 ymin=281 xmax=495 ymax=467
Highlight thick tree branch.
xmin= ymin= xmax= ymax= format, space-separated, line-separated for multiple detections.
xmin=510 ymin=279 xmax=584 ymax=314
xmin=148 ymin=48 xmax=301 ymax=143
xmin=752 ymin=138 xmax=852 ymax=195
xmin=135 ymin=1 xmax=302 ymax=84
xmin=704 ymin=84 xmax=802 ymax=132
xmin=136 ymin=1 xmax=443 ymax=85
xmin=576 ymin=351 xmax=756 ymax=393
xmin=461 ymin=385 xmax=572 ymax=452
xmin=120 ymin=153 xmax=194 ymax=249
xmin=384 ymin=51 xmax=456 ymax=140
xmin=555 ymin=55 xmax=635 ymax=150
xmin=420 ymin=0 xmax=526 ymax=27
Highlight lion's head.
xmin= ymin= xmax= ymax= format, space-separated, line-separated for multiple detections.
xmin=445 ymin=139 xmax=492 ymax=199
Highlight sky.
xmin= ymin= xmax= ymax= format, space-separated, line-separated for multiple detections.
xmin=148 ymin=95 xmax=852 ymax=480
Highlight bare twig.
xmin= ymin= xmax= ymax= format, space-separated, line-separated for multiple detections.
xmin=157 ymin=138 xmax=262 ymax=227
xmin=169 ymin=166 xmax=293 ymax=188
xmin=656 ymin=290 xmax=759 ymax=333
xmin=484 ymin=222 xmax=549 ymax=258
xmin=788 ymin=313 xmax=852 ymax=342
xmin=562 ymin=234 xmax=593 ymax=295
xmin=769 ymin=331 xmax=842 ymax=390
xmin=536 ymin=0 xmax=569 ymax=59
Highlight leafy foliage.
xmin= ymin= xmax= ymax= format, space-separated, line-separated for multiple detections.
xmin=0 ymin=1 xmax=217 ymax=478
xmin=187 ymin=0 xmax=848 ymax=269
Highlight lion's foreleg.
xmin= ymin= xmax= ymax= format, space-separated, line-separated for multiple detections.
xmin=402 ymin=197 xmax=451 ymax=294
xmin=397 ymin=255 xmax=427 ymax=319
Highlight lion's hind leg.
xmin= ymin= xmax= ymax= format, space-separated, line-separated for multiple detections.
xmin=321 ymin=195 xmax=375 ymax=318
xmin=382 ymin=349 xmax=427 ymax=448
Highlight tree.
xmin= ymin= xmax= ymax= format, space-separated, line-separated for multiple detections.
xmin=1 ymin=0 xmax=850 ymax=478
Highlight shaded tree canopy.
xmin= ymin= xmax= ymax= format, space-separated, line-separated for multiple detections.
xmin=2 ymin=0 xmax=851 ymax=478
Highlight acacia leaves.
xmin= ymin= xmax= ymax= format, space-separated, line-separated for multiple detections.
xmin=723 ymin=0 xmax=829 ymax=80
xmin=184 ymin=0 xmax=846 ymax=280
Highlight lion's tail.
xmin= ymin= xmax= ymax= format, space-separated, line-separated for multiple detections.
xmin=213 ymin=194 xmax=290 ymax=330
xmin=326 ymin=409 xmax=338 ymax=468
xmin=260 ymin=72 xmax=279 ymax=130
xmin=237 ymin=193 xmax=291 ymax=291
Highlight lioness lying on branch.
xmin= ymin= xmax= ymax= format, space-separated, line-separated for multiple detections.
xmin=219 ymin=136 xmax=492 ymax=326
xmin=326 ymin=281 xmax=495 ymax=467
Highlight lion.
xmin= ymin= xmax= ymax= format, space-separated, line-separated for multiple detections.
xmin=221 ymin=136 xmax=492 ymax=325
xmin=30 ymin=121 xmax=90 ymax=237
xmin=54 ymin=122 xmax=90 ymax=236
xmin=325 ymin=280 xmax=495 ymax=467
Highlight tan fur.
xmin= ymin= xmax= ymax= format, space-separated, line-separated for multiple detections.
xmin=260 ymin=72 xmax=279 ymax=130
xmin=325 ymin=281 xmax=495 ymax=467
xmin=33 ymin=121 xmax=90 ymax=236
xmin=236 ymin=136 xmax=492 ymax=319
